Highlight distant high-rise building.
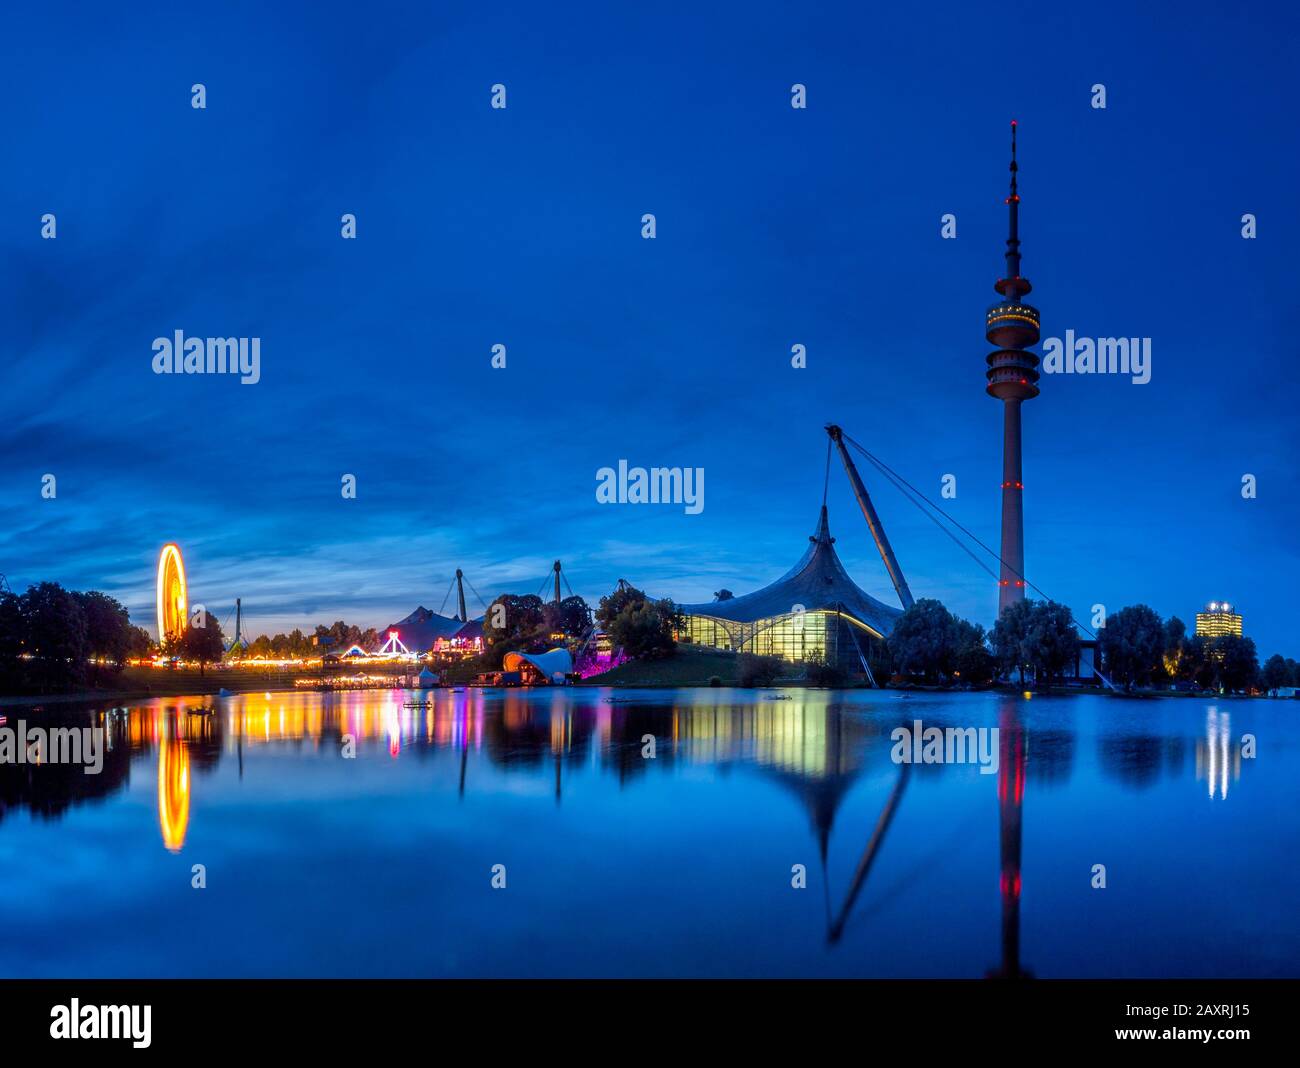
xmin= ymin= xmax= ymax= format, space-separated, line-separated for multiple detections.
xmin=1195 ymin=601 xmax=1243 ymax=641
xmin=986 ymin=121 xmax=1040 ymax=618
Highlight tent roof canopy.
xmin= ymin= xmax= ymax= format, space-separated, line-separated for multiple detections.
xmin=503 ymin=648 xmax=574 ymax=678
xmin=379 ymin=606 xmax=484 ymax=651
xmin=677 ymin=507 xmax=902 ymax=637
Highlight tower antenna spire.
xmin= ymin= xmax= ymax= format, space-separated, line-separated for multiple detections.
xmin=1004 ymin=119 xmax=1021 ymax=283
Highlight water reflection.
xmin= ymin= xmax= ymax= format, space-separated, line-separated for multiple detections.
xmin=1196 ymin=706 xmax=1239 ymax=801
xmin=0 ymin=690 xmax=1262 ymax=843
xmin=157 ymin=723 xmax=190 ymax=852
xmin=0 ymin=708 xmax=131 ymax=822
xmin=1 ymin=688 xmax=1278 ymax=978
xmin=992 ymin=698 xmax=1028 ymax=978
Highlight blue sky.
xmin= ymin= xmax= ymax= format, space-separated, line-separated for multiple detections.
xmin=1 ymin=1 xmax=1296 ymax=655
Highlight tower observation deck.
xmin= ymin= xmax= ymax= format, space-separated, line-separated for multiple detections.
xmin=987 ymin=121 xmax=1039 ymax=617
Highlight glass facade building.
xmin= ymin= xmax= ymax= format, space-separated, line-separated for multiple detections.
xmin=681 ymin=610 xmax=886 ymax=668
xmin=677 ymin=507 xmax=901 ymax=676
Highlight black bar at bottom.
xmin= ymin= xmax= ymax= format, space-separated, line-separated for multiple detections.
xmin=0 ymin=978 xmax=1289 ymax=1054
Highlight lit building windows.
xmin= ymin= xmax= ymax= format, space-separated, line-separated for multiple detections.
xmin=680 ymin=610 xmax=884 ymax=671
xmin=1195 ymin=602 xmax=1243 ymax=641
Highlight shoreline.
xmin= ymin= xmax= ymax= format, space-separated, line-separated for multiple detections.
xmin=1 ymin=680 xmax=1284 ymax=708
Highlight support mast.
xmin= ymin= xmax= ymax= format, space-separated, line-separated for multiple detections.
xmin=825 ymin=425 xmax=915 ymax=610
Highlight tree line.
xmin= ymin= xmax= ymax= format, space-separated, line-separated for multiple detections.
xmin=884 ymin=596 xmax=1079 ymax=688
xmin=0 ymin=582 xmax=152 ymax=694
xmin=885 ymin=596 xmax=1291 ymax=694
xmin=240 ymin=621 xmax=381 ymax=659
xmin=1097 ymin=605 xmax=1277 ymax=693
xmin=450 ymin=580 xmax=682 ymax=682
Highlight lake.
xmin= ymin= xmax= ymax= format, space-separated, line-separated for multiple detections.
xmin=1 ymin=687 xmax=1296 ymax=978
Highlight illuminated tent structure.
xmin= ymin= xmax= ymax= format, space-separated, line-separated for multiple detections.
xmin=452 ymin=619 xmax=484 ymax=645
xmin=677 ymin=506 xmax=900 ymax=674
xmin=502 ymin=648 xmax=574 ymax=683
xmin=377 ymin=606 xmax=472 ymax=653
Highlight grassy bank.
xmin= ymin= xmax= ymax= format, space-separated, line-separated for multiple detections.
xmin=580 ymin=648 xmax=743 ymax=687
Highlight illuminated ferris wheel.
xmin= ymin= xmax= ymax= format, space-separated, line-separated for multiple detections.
xmin=156 ymin=543 xmax=188 ymax=644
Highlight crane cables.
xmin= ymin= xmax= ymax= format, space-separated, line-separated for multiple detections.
xmin=836 ymin=429 xmax=1108 ymax=652
xmin=839 ymin=431 xmax=999 ymax=585
xmin=437 ymin=573 xmax=458 ymax=617
xmin=460 ymin=573 xmax=490 ymax=615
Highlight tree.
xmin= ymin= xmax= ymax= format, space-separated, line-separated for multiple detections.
xmin=178 ymin=614 xmax=226 ymax=675
xmin=1180 ymin=634 xmax=1217 ymax=690
xmin=885 ymin=600 xmax=990 ymax=685
xmin=311 ymin=620 xmax=379 ymax=652
xmin=992 ymin=599 xmax=1035 ymax=685
xmin=888 ymin=598 xmax=960 ymax=682
xmin=992 ymin=599 xmax=1079 ymax=689
xmin=0 ymin=589 xmax=26 ymax=691
xmin=483 ymin=593 xmax=547 ymax=648
xmin=1026 ymin=600 xmax=1080 ymax=689
xmin=607 ymin=597 xmax=682 ymax=661
xmin=1162 ymin=615 xmax=1189 ymax=680
xmin=1215 ymin=635 xmax=1259 ymax=693
xmin=126 ymin=625 xmax=154 ymax=660
xmin=543 ymin=595 xmax=592 ymax=638
xmin=0 ymin=581 xmax=152 ymax=694
xmin=954 ymin=623 xmax=995 ymax=685
xmin=288 ymin=628 xmax=310 ymax=657
xmin=1262 ymin=653 xmax=1290 ymax=693
xmin=1098 ymin=604 xmax=1164 ymax=690
xmin=596 ymin=580 xmax=648 ymax=631
xmin=75 ymin=590 xmax=135 ymax=684
xmin=21 ymin=582 xmax=88 ymax=692
xmin=595 ymin=581 xmax=682 ymax=661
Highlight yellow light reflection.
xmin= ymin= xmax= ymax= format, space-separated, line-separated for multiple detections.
xmin=158 ymin=731 xmax=191 ymax=852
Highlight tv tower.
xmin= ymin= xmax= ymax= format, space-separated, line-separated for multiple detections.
xmin=985 ymin=120 xmax=1040 ymax=618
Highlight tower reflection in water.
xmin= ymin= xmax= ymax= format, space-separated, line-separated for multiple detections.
xmin=1196 ymin=707 xmax=1240 ymax=801
xmin=989 ymin=698 xmax=1028 ymax=979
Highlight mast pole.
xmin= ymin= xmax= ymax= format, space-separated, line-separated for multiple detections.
xmin=826 ymin=425 xmax=915 ymax=610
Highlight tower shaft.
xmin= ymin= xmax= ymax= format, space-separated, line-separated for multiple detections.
xmin=985 ymin=121 xmax=1039 ymax=618
xmin=998 ymin=401 xmax=1026 ymax=615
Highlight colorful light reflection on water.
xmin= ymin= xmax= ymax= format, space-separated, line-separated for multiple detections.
xmin=0 ymin=689 xmax=1296 ymax=978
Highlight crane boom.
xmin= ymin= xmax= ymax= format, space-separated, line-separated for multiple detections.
xmin=826 ymin=425 xmax=915 ymax=610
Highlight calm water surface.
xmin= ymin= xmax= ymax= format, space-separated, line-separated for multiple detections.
xmin=1 ymin=687 xmax=1296 ymax=977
